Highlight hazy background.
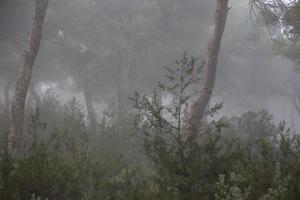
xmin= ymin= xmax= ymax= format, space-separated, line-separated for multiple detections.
xmin=1 ymin=0 xmax=299 ymax=130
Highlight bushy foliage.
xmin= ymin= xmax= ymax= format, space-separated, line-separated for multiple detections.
xmin=130 ymin=53 xmax=300 ymax=200
xmin=0 ymin=97 xmax=146 ymax=200
xmin=1 ymin=54 xmax=300 ymax=199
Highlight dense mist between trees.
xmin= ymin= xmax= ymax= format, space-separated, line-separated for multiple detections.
xmin=1 ymin=0 xmax=300 ymax=199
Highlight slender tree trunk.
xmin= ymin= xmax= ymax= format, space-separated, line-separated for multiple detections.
xmin=76 ymin=50 xmax=97 ymax=134
xmin=29 ymin=81 xmax=42 ymax=108
xmin=116 ymin=84 xmax=123 ymax=115
xmin=4 ymin=79 xmax=13 ymax=114
xmin=293 ymin=88 xmax=300 ymax=117
xmin=83 ymin=88 xmax=98 ymax=135
xmin=290 ymin=106 xmax=296 ymax=133
xmin=187 ymin=0 xmax=229 ymax=134
xmin=8 ymin=0 xmax=49 ymax=155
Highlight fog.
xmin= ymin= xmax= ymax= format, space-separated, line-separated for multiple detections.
xmin=3 ymin=0 xmax=300 ymax=199
xmin=1 ymin=0 xmax=298 ymax=129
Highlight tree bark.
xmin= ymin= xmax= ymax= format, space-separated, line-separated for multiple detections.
xmin=83 ymin=88 xmax=98 ymax=135
xmin=187 ymin=0 xmax=229 ymax=134
xmin=8 ymin=0 xmax=49 ymax=155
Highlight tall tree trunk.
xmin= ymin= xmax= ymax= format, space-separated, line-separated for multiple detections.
xmin=83 ymin=88 xmax=98 ymax=135
xmin=293 ymin=88 xmax=300 ymax=117
xmin=187 ymin=0 xmax=229 ymax=134
xmin=8 ymin=0 xmax=49 ymax=156
xmin=29 ymin=81 xmax=42 ymax=108
xmin=4 ymin=79 xmax=13 ymax=114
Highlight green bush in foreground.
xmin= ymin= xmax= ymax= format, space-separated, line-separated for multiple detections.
xmin=0 ymin=54 xmax=300 ymax=199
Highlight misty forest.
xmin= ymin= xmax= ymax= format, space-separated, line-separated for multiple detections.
xmin=2 ymin=0 xmax=300 ymax=199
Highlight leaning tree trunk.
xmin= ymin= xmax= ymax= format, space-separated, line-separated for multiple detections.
xmin=83 ymin=88 xmax=98 ymax=135
xmin=8 ymin=0 xmax=49 ymax=156
xmin=187 ymin=0 xmax=229 ymax=134
xmin=4 ymin=79 xmax=13 ymax=114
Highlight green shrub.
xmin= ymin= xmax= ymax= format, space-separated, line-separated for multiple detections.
xmin=1 ymin=54 xmax=300 ymax=200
